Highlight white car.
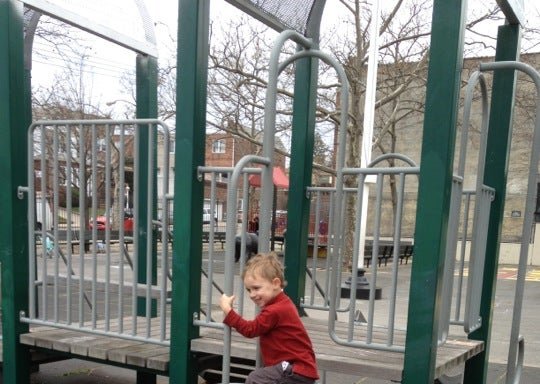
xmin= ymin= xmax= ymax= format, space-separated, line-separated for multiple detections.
xmin=202 ymin=208 xmax=218 ymax=224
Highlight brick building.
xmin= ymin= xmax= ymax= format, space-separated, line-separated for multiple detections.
xmin=158 ymin=131 xmax=288 ymax=224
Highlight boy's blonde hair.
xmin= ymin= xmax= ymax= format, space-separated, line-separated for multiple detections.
xmin=241 ymin=252 xmax=286 ymax=288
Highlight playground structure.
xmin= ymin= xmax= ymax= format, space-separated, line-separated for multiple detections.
xmin=0 ymin=1 xmax=537 ymax=384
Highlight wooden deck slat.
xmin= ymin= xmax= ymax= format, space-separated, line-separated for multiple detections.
xmin=145 ymin=352 xmax=170 ymax=372
xmin=88 ymin=339 xmax=143 ymax=361
xmin=192 ymin=317 xmax=484 ymax=380
xmin=125 ymin=345 xmax=170 ymax=368
xmin=19 ymin=316 xmax=483 ymax=380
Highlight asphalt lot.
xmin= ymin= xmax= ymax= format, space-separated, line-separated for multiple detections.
xmin=10 ymin=252 xmax=540 ymax=384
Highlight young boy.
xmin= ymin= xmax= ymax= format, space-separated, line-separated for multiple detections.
xmin=219 ymin=252 xmax=319 ymax=384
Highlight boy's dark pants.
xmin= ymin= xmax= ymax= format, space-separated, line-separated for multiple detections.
xmin=245 ymin=363 xmax=315 ymax=384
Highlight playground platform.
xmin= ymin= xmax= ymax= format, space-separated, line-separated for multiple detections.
xmin=3 ymin=260 xmax=538 ymax=383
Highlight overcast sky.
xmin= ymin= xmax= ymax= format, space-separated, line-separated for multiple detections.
xmin=30 ymin=0 xmax=540 ymax=118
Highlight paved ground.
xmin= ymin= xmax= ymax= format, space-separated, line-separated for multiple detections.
xmin=10 ymin=256 xmax=540 ymax=384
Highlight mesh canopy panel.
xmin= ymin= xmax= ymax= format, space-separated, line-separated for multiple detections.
xmin=228 ymin=0 xmax=323 ymax=35
xmin=250 ymin=0 xmax=315 ymax=33
xmin=23 ymin=8 xmax=36 ymax=32
xmin=22 ymin=0 xmax=156 ymax=56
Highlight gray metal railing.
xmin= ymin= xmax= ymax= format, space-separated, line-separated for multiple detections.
xmin=193 ymin=164 xmax=264 ymax=330
xmin=327 ymin=155 xmax=420 ymax=353
xmin=20 ymin=119 xmax=172 ymax=346
xmin=479 ymin=61 xmax=540 ymax=384
xmin=438 ymin=71 xmax=495 ymax=343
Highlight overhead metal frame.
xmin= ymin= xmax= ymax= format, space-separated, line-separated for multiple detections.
xmin=21 ymin=0 xmax=157 ymax=57
xmin=1 ymin=0 xmax=159 ymax=383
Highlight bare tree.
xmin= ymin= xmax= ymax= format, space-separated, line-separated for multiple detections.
xmin=32 ymin=48 xmax=132 ymax=230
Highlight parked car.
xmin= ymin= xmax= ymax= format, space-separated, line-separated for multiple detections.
xmin=203 ymin=208 xmax=218 ymax=224
xmin=89 ymin=213 xmax=134 ymax=231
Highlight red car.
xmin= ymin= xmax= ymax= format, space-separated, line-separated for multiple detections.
xmin=89 ymin=214 xmax=134 ymax=231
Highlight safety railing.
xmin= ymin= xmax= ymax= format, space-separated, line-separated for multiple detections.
xmin=478 ymin=61 xmax=540 ymax=384
xmin=439 ymin=70 xmax=495 ymax=343
xmin=302 ymin=187 xmax=336 ymax=311
xmin=193 ymin=164 xmax=266 ymax=329
xmin=326 ymin=154 xmax=420 ymax=353
xmin=20 ymin=119 xmax=172 ymax=346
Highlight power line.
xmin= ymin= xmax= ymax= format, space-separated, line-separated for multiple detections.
xmin=32 ymin=58 xmax=127 ymax=80
xmin=33 ymin=42 xmax=136 ymax=73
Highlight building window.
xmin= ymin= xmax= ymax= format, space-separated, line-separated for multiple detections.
xmin=97 ymin=139 xmax=106 ymax=152
xmin=212 ymin=139 xmax=226 ymax=154
xmin=169 ymin=140 xmax=175 ymax=153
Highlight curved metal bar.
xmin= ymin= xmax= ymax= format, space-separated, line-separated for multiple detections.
xmin=222 ymin=154 xmax=270 ymax=384
xmin=480 ymin=61 xmax=540 ymax=384
xmin=305 ymin=0 xmax=327 ymax=40
xmin=23 ymin=9 xmax=41 ymax=70
xmin=280 ymin=51 xmax=425 ymax=352
xmin=268 ymin=33 xmax=366 ymax=351
xmin=367 ymin=153 xmax=419 ymax=168
xmin=458 ymin=71 xmax=489 ymax=177
xmin=437 ymin=70 xmax=490 ymax=342
xmin=258 ymin=31 xmax=313 ymax=254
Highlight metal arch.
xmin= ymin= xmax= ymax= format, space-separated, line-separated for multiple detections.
xmin=23 ymin=9 xmax=40 ymax=70
xmin=367 ymin=153 xmax=419 ymax=169
xmin=21 ymin=0 xmax=158 ymax=58
xmin=305 ymin=0 xmax=326 ymax=40
xmin=436 ymin=69 xmax=493 ymax=344
xmin=479 ymin=60 xmax=540 ymax=384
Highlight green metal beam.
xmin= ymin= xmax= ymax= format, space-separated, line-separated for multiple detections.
xmin=169 ymin=0 xmax=209 ymax=383
xmin=0 ymin=1 xmax=31 ymax=383
xmin=136 ymin=54 xmax=159 ymax=317
xmin=463 ymin=24 xmax=521 ymax=384
xmin=402 ymin=1 xmax=467 ymax=382
xmin=285 ymin=53 xmax=319 ymax=313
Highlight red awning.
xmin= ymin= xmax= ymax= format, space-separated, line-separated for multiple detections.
xmin=249 ymin=166 xmax=289 ymax=189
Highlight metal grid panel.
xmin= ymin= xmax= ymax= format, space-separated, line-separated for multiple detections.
xmin=21 ymin=119 xmax=172 ymax=346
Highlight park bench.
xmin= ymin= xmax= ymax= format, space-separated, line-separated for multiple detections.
xmin=365 ymin=242 xmax=414 ymax=268
xmin=202 ymin=231 xmax=227 ymax=249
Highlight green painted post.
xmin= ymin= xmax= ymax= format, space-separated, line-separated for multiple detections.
xmin=402 ymin=1 xmax=466 ymax=383
xmin=284 ymin=54 xmax=318 ymax=312
xmin=136 ymin=54 xmax=158 ymax=317
xmin=0 ymin=1 xmax=31 ymax=383
xmin=463 ymin=24 xmax=521 ymax=384
xmin=169 ymin=0 xmax=209 ymax=383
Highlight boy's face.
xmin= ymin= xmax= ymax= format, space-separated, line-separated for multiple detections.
xmin=244 ymin=272 xmax=282 ymax=308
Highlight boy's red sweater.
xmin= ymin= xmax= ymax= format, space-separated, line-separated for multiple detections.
xmin=224 ymin=291 xmax=319 ymax=380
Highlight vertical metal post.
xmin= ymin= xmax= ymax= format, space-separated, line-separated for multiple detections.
xmin=284 ymin=52 xmax=319 ymax=312
xmin=402 ymin=1 xmax=466 ymax=382
xmin=136 ymin=54 xmax=158 ymax=317
xmin=463 ymin=24 xmax=521 ymax=384
xmin=0 ymin=1 xmax=31 ymax=383
xmin=169 ymin=1 xmax=209 ymax=383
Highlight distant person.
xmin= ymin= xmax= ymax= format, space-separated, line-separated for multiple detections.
xmin=234 ymin=232 xmax=258 ymax=262
xmin=219 ymin=252 xmax=319 ymax=384
xmin=252 ymin=215 xmax=259 ymax=234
